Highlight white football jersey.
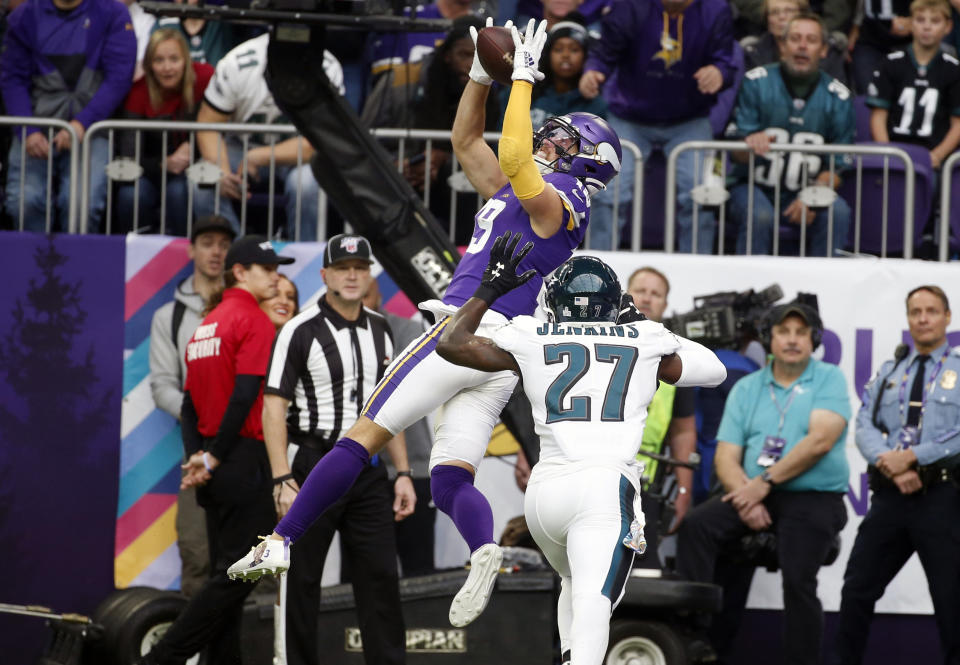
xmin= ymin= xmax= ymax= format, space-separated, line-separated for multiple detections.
xmin=204 ymin=33 xmax=345 ymax=124
xmin=493 ymin=317 xmax=681 ymax=466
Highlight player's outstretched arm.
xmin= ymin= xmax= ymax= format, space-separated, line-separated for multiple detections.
xmin=437 ymin=232 xmax=534 ymax=372
xmin=452 ymin=18 xmax=511 ymax=199
xmin=498 ymin=20 xmax=566 ymax=239
xmin=658 ymin=337 xmax=727 ymax=387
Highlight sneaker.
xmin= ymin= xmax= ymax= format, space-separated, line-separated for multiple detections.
xmin=227 ymin=536 xmax=290 ymax=581
xmin=448 ymin=543 xmax=502 ymax=627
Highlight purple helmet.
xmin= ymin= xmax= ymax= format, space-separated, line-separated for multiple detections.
xmin=533 ymin=112 xmax=622 ymax=196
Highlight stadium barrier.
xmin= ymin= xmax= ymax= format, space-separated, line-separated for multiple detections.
xmin=665 ymin=140 xmax=918 ymax=258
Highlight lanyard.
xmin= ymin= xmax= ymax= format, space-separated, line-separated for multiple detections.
xmin=896 ymin=350 xmax=949 ymax=428
xmin=768 ymin=382 xmax=800 ymax=436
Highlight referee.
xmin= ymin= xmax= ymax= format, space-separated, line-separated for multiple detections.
xmin=264 ymin=233 xmax=415 ymax=665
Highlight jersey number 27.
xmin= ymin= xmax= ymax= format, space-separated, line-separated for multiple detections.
xmin=544 ymin=343 xmax=639 ymax=423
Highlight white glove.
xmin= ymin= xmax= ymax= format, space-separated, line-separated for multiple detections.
xmin=510 ymin=18 xmax=548 ymax=84
xmin=468 ymin=17 xmax=514 ymax=86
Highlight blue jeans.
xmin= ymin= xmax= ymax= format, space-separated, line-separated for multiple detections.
xmin=5 ymin=134 xmax=108 ymax=233
xmin=588 ymin=115 xmax=716 ymax=253
xmin=116 ymin=175 xmax=190 ymax=236
xmin=728 ymin=183 xmax=850 ymax=257
xmin=191 ymin=137 xmax=321 ymax=241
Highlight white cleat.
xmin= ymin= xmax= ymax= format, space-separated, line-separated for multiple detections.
xmin=227 ymin=536 xmax=290 ymax=581
xmin=449 ymin=543 xmax=503 ymax=627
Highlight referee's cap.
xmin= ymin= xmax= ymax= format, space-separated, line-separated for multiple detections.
xmin=225 ymin=235 xmax=295 ymax=268
xmin=323 ymin=234 xmax=374 ymax=268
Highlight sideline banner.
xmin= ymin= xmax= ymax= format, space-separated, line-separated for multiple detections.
xmin=594 ymin=251 xmax=960 ymax=614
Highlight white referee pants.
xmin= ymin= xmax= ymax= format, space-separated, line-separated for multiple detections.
xmin=525 ymin=465 xmax=640 ymax=665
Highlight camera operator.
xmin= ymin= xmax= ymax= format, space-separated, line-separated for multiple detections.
xmin=677 ymin=302 xmax=850 ymax=665
xmin=830 ymin=285 xmax=960 ymax=665
xmin=626 ymin=267 xmax=697 ymax=567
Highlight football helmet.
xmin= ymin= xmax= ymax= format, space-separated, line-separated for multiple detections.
xmin=533 ymin=112 xmax=622 ymax=196
xmin=545 ymin=256 xmax=623 ymax=323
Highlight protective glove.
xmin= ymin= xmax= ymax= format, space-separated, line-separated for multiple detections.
xmin=616 ymin=293 xmax=648 ymax=324
xmin=473 ymin=231 xmax=537 ymax=304
xmin=510 ymin=18 xmax=548 ymax=84
xmin=468 ymin=17 xmax=514 ymax=86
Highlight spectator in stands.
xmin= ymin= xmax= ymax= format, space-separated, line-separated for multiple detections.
xmin=580 ymin=0 xmax=738 ymax=253
xmin=731 ymin=0 xmax=856 ymax=40
xmin=122 ymin=0 xmax=156 ymax=81
xmin=849 ymin=0 xmax=913 ymax=93
xmin=626 ymin=266 xmax=698 ymax=568
xmin=741 ymin=0 xmax=850 ymax=85
xmin=867 ymin=0 xmax=960 ymax=256
xmin=260 ymin=274 xmax=298 ymax=330
xmin=502 ymin=17 xmax=608 ymax=129
xmin=117 ymin=29 xmax=214 ymax=236
xmin=192 ymin=33 xmax=343 ymax=242
xmin=363 ymin=279 xmax=438 ymax=577
xmin=148 ymin=215 xmax=234 ymax=598
xmin=153 ymin=0 xmax=238 ymax=67
xmin=512 ymin=0 xmax=610 ymax=31
xmin=728 ymin=12 xmax=854 ymax=256
xmin=361 ymin=16 xmax=497 ymax=244
xmin=677 ymin=302 xmax=849 ymax=665
xmin=1 ymin=0 xmax=135 ymax=233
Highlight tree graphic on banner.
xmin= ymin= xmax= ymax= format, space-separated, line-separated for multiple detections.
xmin=0 ymin=237 xmax=111 ymax=448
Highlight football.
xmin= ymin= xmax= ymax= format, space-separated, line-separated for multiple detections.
xmin=476 ymin=26 xmax=516 ymax=87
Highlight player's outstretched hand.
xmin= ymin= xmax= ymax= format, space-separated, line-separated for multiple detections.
xmin=510 ymin=19 xmax=548 ymax=83
xmin=473 ymin=231 xmax=536 ymax=304
xmin=616 ymin=293 xmax=647 ymax=324
xmin=469 ymin=17 xmax=514 ymax=85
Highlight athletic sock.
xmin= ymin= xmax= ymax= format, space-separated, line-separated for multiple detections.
xmin=430 ymin=465 xmax=495 ymax=553
xmin=275 ymin=437 xmax=369 ymax=542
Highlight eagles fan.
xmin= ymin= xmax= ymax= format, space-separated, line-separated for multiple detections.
xmin=728 ymin=11 xmax=854 ymax=256
xmin=435 ymin=234 xmax=727 ymax=665
xmin=866 ymin=0 xmax=960 ymax=164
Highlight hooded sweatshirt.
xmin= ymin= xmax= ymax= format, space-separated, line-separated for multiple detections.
xmin=149 ymin=276 xmax=206 ymax=419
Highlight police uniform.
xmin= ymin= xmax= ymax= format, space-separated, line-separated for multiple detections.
xmin=831 ymin=341 xmax=960 ymax=665
xmin=143 ymin=238 xmax=291 ymax=665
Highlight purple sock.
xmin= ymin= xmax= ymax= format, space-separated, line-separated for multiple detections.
xmin=430 ymin=465 xmax=495 ymax=554
xmin=275 ymin=437 xmax=369 ymax=542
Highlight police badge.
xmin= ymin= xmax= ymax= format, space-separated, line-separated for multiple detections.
xmin=941 ymin=369 xmax=957 ymax=390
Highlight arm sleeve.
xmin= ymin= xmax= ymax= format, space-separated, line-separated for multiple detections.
xmin=148 ymin=307 xmax=185 ymax=419
xmin=812 ymin=364 xmax=851 ymax=421
xmin=705 ymin=2 xmax=738 ymax=87
xmin=583 ymin=0 xmax=639 ymax=77
xmin=74 ymin=6 xmax=136 ymax=128
xmin=854 ymin=365 xmax=892 ymax=464
xmin=264 ymin=323 xmax=304 ymax=401
xmin=674 ymin=336 xmax=727 ymax=387
xmin=499 ymin=81 xmax=544 ymax=200
xmin=672 ymin=386 xmax=696 ymax=418
xmin=208 ymin=374 xmax=263 ymax=460
xmin=866 ymin=59 xmax=894 ymax=109
xmin=0 ymin=7 xmax=38 ymax=123
xmin=181 ymin=390 xmax=203 ymax=457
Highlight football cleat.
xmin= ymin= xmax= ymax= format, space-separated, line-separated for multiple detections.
xmin=227 ymin=535 xmax=290 ymax=581
xmin=449 ymin=543 xmax=503 ymax=627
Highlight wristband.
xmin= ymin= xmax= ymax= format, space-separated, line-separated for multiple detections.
xmin=273 ymin=472 xmax=295 ymax=485
xmin=395 ymin=470 xmax=413 ymax=480
xmin=202 ymin=452 xmax=214 ymax=473
xmin=472 ymin=284 xmax=500 ymax=305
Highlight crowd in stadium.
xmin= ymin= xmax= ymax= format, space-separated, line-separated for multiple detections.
xmin=2 ymin=0 xmax=959 ymax=257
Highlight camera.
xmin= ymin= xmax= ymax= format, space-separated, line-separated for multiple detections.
xmin=662 ymin=284 xmax=785 ymax=350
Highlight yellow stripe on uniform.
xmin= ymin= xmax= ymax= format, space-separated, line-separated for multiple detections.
xmin=361 ymin=317 xmax=451 ymax=417
xmin=114 ymin=503 xmax=178 ymax=588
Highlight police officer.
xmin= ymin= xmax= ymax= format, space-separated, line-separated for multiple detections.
xmin=140 ymin=235 xmax=294 ymax=665
xmin=830 ymin=285 xmax=960 ymax=665
xmin=260 ymin=234 xmax=413 ymax=665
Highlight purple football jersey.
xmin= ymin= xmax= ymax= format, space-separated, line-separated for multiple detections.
xmin=443 ymin=172 xmax=591 ymax=319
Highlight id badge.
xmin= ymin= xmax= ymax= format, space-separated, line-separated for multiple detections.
xmin=898 ymin=426 xmax=919 ymax=449
xmin=757 ymin=436 xmax=786 ymax=467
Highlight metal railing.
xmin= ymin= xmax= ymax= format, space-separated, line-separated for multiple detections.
xmin=940 ymin=151 xmax=960 ymax=262
xmin=666 ymin=140 xmax=916 ymax=258
xmin=0 ymin=117 xmax=80 ymax=233
xmin=81 ymin=119 xmax=327 ymax=239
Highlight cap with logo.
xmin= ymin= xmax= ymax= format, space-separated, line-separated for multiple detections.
xmin=225 ymin=235 xmax=295 ymax=268
xmin=191 ymin=215 xmax=237 ymax=242
xmin=323 ymin=233 xmax=374 ymax=268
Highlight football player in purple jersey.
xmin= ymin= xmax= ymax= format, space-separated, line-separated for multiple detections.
xmin=228 ymin=18 xmax=623 ymax=629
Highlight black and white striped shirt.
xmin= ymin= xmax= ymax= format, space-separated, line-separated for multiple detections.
xmin=265 ymin=297 xmax=394 ymax=439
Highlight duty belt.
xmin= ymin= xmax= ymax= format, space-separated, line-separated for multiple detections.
xmin=867 ymin=463 xmax=959 ymax=493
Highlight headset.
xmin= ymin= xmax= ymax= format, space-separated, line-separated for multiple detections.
xmin=759 ymin=302 xmax=824 ymax=352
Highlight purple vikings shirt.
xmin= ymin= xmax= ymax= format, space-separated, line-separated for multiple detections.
xmin=443 ymin=172 xmax=590 ymax=319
